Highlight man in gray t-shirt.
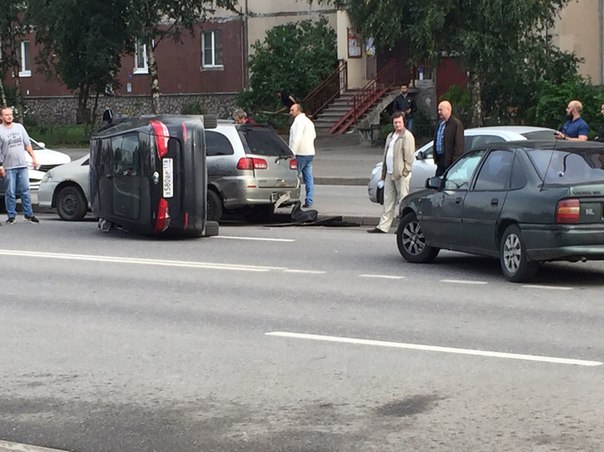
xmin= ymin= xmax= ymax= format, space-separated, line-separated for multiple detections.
xmin=0 ymin=106 xmax=39 ymax=224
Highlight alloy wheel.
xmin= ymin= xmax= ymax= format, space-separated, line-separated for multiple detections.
xmin=403 ymin=220 xmax=426 ymax=256
xmin=503 ymin=233 xmax=521 ymax=274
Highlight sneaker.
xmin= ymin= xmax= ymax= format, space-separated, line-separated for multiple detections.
xmin=6 ymin=217 xmax=15 ymax=224
xmin=24 ymin=215 xmax=40 ymax=224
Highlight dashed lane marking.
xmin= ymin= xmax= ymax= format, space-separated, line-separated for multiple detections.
xmin=213 ymin=235 xmax=295 ymax=242
xmin=359 ymin=274 xmax=404 ymax=280
xmin=522 ymin=284 xmax=573 ymax=291
xmin=266 ymin=331 xmax=602 ymax=367
xmin=0 ymin=439 xmax=68 ymax=452
xmin=441 ymin=279 xmax=488 ymax=285
xmin=283 ymin=269 xmax=327 ymax=274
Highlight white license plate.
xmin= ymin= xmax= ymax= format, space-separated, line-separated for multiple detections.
xmin=162 ymin=158 xmax=173 ymax=198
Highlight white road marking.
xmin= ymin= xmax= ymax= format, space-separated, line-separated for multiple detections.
xmin=0 ymin=249 xmax=282 ymax=273
xmin=266 ymin=331 xmax=602 ymax=367
xmin=359 ymin=274 xmax=404 ymax=280
xmin=283 ymin=269 xmax=326 ymax=274
xmin=213 ymin=235 xmax=295 ymax=242
xmin=0 ymin=439 xmax=68 ymax=451
xmin=441 ymin=279 xmax=488 ymax=285
xmin=522 ymin=284 xmax=573 ymax=291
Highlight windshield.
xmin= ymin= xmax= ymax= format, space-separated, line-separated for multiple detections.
xmin=238 ymin=126 xmax=293 ymax=157
xmin=528 ymin=148 xmax=604 ymax=184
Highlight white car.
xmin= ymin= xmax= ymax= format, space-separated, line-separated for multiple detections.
xmin=368 ymin=126 xmax=558 ymax=203
xmin=38 ymin=155 xmax=90 ymax=221
xmin=0 ymin=139 xmax=71 ymax=204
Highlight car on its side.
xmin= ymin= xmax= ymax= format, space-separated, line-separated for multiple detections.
xmin=38 ymin=155 xmax=90 ymax=221
xmin=205 ymin=121 xmax=300 ymax=221
xmin=368 ymin=126 xmax=557 ymax=203
xmin=396 ymin=140 xmax=604 ymax=282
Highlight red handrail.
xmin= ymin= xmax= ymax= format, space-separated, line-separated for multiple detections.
xmin=302 ymin=60 xmax=347 ymax=118
xmin=328 ymin=59 xmax=397 ymax=134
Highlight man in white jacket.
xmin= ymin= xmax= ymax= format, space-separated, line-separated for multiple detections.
xmin=368 ymin=111 xmax=415 ymax=233
xmin=289 ymin=103 xmax=317 ymax=207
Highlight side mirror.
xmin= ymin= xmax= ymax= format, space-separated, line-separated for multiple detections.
xmin=416 ymin=151 xmax=424 ymax=161
xmin=102 ymin=108 xmax=114 ymax=124
xmin=425 ymin=176 xmax=442 ymax=190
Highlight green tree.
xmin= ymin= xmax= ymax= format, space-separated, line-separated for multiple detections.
xmin=0 ymin=1 xmax=28 ymax=121
xmin=313 ymin=0 xmax=577 ymax=127
xmin=125 ymin=0 xmax=237 ymax=114
xmin=27 ymin=0 xmax=130 ymax=130
xmin=237 ymin=17 xmax=337 ymax=122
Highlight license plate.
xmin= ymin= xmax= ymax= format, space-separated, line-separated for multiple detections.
xmin=162 ymin=158 xmax=173 ymax=198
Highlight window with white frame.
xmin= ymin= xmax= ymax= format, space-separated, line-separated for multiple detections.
xmin=134 ymin=39 xmax=148 ymax=74
xmin=18 ymin=41 xmax=31 ymax=77
xmin=201 ymin=30 xmax=223 ymax=69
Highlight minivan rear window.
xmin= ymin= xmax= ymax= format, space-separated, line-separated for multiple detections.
xmin=238 ymin=126 xmax=293 ymax=157
xmin=528 ymin=148 xmax=604 ymax=184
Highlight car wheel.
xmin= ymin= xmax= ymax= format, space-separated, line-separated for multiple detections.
xmin=396 ymin=212 xmax=439 ymax=263
xmin=500 ymin=224 xmax=538 ymax=282
xmin=207 ymin=190 xmax=223 ymax=221
xmin=244 ymin=204 xmax=275 ymax=223
xmin=56 ymin=186 xmax=87 ymax=221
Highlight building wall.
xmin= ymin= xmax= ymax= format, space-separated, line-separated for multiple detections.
xmin=553 ymin=0 xmax=602 ymax=84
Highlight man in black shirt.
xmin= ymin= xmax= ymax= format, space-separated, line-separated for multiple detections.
xmin=392 ymin=84 xmax=417 ymax=132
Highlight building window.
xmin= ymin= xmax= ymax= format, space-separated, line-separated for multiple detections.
xmin=201 ymin=30 xmax=223 ymax=69
xmin=134 ymin=39 xmax=149 ymax=74
xmin=18 ymin=41 xmax=31 ymax=77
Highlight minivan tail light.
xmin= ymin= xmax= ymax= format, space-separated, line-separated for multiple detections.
xmin=237 ymin=157 xmax=268 ymax=170
xmin=154 ymin=198 xmax=171 ymax=232
xmin=150 ymin=120 xmax=169 ymax=157
xmin=289 ymin=159 xmax=297 ymax=170
xmin=556 ymin=199 xmax=580 ymax=223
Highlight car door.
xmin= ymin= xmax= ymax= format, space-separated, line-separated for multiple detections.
xmin=111 ymin=133 xmax=142 ymax=220
xmin=461 ymin=149 xmax=513 ymax=253
xmin=420 ymin=150 xmax=485 ymax=247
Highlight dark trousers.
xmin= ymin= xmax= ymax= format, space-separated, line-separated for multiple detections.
xmin=435 ymin=162 xmax=448 ymax=177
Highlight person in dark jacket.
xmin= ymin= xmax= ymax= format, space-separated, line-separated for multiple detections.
xmin=595 ymin=103 xmax=604 ymax=142
xmin=433 ymin=100 xmax=464 ymax=176
xmin=392 ymin=84 xmax=417 ymax=132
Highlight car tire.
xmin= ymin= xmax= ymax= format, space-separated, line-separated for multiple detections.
xmin=56 ymin=186 xmax=87 ymax=221
xmin=396 ymin=212 xmax=439 ymax=263
xmin=207 ymin=190 xmax=223 ymax=222
xmin=499 ymin=224 xmax=538 ymax=282
xmin=244 ymin=204 xmax=275 ymax=223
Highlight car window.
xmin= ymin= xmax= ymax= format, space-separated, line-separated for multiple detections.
xmin=510 ymin=154 xmax=527 ymax=189
xmin=521 ymin=130 xmax=556 ymax=140
xmin=469 ymin=135 xmax=506 ymax=150
xmin=529 ymin=148 xmax=604 ymax=184
xmin=238 ymin=126 xmax=292 ymax=157
xmin=112 ymin=133 xmax=140 ymax=177
xmin=206 ymin=131 xmax=234 ymax=156
xmin=422 ymin=145 xmax=433 ymax=159
xmin=474 ymin=150 xmax=513 ymax=191
xmin=444 ymin=150 xmax=485 ymax=190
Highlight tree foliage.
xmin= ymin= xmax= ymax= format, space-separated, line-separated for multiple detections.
xmin=237 ymin=17 xmax=337 ymax=123
xmin=314 ymin=0 xmax=579 ymax=127
xmin=0 ymin=1 xmax=28 ymax=120
xmin=27 ymin=0 xmax=130 ymax=129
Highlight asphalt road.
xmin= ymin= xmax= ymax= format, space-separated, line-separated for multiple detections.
xmin=1 ymin=215 xmax=604 ymax=451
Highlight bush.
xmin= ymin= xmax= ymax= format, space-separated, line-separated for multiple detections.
xmin=27 ymin=125 xmax=88 ymax=147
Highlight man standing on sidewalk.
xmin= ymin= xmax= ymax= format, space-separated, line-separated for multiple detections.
xmin=434 ymin=100 xmax=464 ymax=177
xmin=0 ymin=106 xmax=39 ymax=224
xmin=368 ymin=111 xmax=415 ymax=233
xmin=393 ymin=84 xmax=417 ymax=132
xmin=289 ymin=103 xmax=316 ymax=207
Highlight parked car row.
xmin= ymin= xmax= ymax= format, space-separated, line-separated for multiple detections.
xmin=38 ymin=120 xmax=300 ymax=223
xmin=367 ymin=126 xmax=558 ymax=202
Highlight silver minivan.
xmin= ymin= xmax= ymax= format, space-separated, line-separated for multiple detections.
xmin=205 ymin=121 xmax=300 ymax=221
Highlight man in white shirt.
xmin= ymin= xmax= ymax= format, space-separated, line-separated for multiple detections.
xmin=368 ymin=111 xmax=415 ymax=233
xmin=289 ymin=103 xmax=316 ymax=207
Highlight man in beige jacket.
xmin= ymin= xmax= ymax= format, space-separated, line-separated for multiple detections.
xmin=368 ymin=111 xmax=415 ymax=233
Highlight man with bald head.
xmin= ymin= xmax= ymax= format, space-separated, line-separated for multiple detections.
xmin=554 ymin=100 xmax=589 ymax=141
xmin=434 ymin=100 xmax=464 ymax=176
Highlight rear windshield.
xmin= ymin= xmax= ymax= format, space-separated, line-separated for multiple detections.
xmin=520 ymin=130 xmax=557 ymax=141
xmin=528 ymin=148 xmax=604 ymax=184
xmin=238 ymin=126 xmax=293 ymax=157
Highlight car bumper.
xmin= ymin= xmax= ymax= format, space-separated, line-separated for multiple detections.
xmin=218 ymin=178 xmax=300 ymax=209
xmin=523 ymin=224 xmax=604 ymax=261
xmin=37 ymin=180 xmax=60 ymax=207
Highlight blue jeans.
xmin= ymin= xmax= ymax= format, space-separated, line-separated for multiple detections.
xmin=4 ymin=167 xmax=34 ymax=218
xmin=296 ymin=155 xmax=314 ymax=206
xmin=406 ymin=117 xmax=414 ymax=133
